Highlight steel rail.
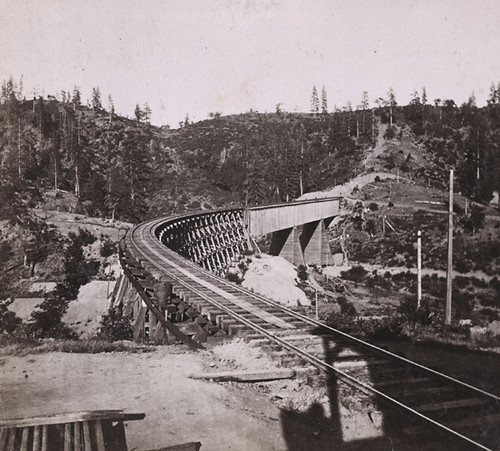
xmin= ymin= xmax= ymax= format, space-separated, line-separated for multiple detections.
xmin=127 ymin=216 xmax=496 ymax=450
xmin=148 ymin=216 xmax=500 ymax=404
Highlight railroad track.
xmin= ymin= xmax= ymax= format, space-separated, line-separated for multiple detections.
xmin=123 ymin=215 xmax=500 ymax=450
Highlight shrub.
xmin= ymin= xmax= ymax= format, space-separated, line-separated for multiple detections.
xmin=226 ymin=271 xmax=243 ymax=284
xmin=325 ymin=312 xmax=402 ymax=340
xmin=0 ymin=301 xmax=22 ymax=333
xmin=368 ymin=202 xmax=378 ymax=211
xmin=100 ymin=235 xmax=116 ymax=258
xmin=365 ymin=219 xmax=377 ymax=235
xmin=452 ymin=290 xmax=474 ymax=319
xmin=477 ymin=292 xmax=498 ymax=308
xmin=337 ymin=296 xmax=358 ymax=316
xmin=340 ymin=265 xmax=368 ymax=283
xmin=454 ymin=276 xmax=470 ymax=289
xmin=98 ymin=309 xmax=133 ymax=341
xmin=362 ymin=317 xmax=403 ymax=341
xmin=384 ymin=126 xmax=395 ymax=139
xmin=297 ymin=265 xmax=308 ymax=282
xmin=470 ymin=277 xmax=488 ymax=289
xmin=397 ymin=295 xmax=434 ymax=326
xmin=455 ymin=258 xmax=472 ymax=273
xmin=27 ymin=285 xmax=76 ymax=339
xmin=479 ymin=308 xmax=500 ymax=322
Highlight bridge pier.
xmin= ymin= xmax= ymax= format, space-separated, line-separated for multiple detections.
xmin=302 ymin=217 xmax=334 ymax=265
xmin=269 ymin=227 xmax=304 ymax=265
xmin=270 ymin=217 xmax=333 ymax=266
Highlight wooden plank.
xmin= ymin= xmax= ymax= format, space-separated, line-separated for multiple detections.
xmin=82 ymin=421 xmax=92 ymax=451
xmin=132 ymin=306 xmax=147 ymax=342
xmin=189 ymin=369 xmax=296 ymax=382
xmin=0 ymin=428 xmax=8 ymax=450
xmin=94 ymin=420 xmax=105 ymax=451
xmin=33 ymin=425 xmax=41 ymax=451
xmin=20 ymin=427 xmax=29 ymax=451
xmin=443 ymin=413 xmax=500 ymax=430
xmin=144 ymin=442 xmax=202 ymax=451
xmin=373 ymin=377 xmax=430 ymax=388
xmin=41 ymin=425 xmax=48 ymax=451
xmin=74 ymin=422 xmax=82 ymax=451
xmin=6 ymin=427 xmax=16 ymax=451
xmin=64 ymin=423 xmax=72 ymax=451
xmin=119 ymin=248 xmax=204 ymax=350
xmin=0 ymin=411 xmax=145 ymax=429
xmin=415 ymin=397 xmax=486 ymax=413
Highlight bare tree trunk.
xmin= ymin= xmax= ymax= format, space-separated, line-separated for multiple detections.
xmin=18 ymin=119 xmax=22 ymax=177
xmin=75 ymin=164 xmax=80 ymax=197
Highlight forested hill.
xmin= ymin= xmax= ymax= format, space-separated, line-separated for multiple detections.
xmin=1 ymin=79 xmax=500 ymax=225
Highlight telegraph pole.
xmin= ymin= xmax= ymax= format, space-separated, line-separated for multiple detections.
xmin=445 ymin=170 xmax=454 ymax=325
xmin=417 ymin=230 xmax=422 ymax=308
xmin=315 ymin=291 xmax=319 ymax=321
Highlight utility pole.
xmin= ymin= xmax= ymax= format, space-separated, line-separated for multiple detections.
xmin=417 ymin=230 xmax=422 ymax=308
xmin=315 ymin=290 xmax=319 ymax=321
xmin=445 ymin=169 xmax=454 ymax=325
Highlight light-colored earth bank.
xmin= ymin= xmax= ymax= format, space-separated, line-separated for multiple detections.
xmin=0 ymin=337 xmax=389 ymax=451
xmin=0 ymin=346 xmax=286 ymax=451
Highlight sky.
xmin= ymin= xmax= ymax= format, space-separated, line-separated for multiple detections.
xmin=1 ymin=0 xmax=499 ymax=127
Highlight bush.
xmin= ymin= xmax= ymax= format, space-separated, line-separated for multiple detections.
xmin=340 ymin=265 xmax=368 ymax=283
xmin=368 ymin=202 xmax=378 ymax=211
xmin=325 ymin=312 xmax=402 ymax=341
xmin=454 ymin=276 xmax=470 ymax=289
xmin=98 ymin=309 xmax=133 ymax=341
xmin=297 ymin=265 xmax=308 ymax=282
xmin=384 ymin=126 xmax=395 ymax=139
xmin=0 ymin=301 xmax=22 ymax=333
xmin=27 ymin=286 xmax=76 ymax=339
xmin=397 ymin=295 xmax=434 ymax=326
xmin=100 ymin=235 xmax=116 ymax=258
xmin=452 ymin=290 xmax=474 ymax=319
xmin=455 ymin=258 xmax=472 ymax=273
xmin=226 ymin=271 xmax=243 ymax=284
xmin=337 ymin=296 xmax=357 ymax=316
xmin=479 ymin=308 xmax=500 ymax=322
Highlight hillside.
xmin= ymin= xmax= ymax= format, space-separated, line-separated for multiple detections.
xmin=1 ymin=79 xmax=500 ymax=322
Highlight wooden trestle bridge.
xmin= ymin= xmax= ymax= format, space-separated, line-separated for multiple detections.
xmin=112 ymin=198 xmax=500 ymax=450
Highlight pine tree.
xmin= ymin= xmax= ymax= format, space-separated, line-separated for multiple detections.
xmin=143 ymin=103 xmax=152 ymax=123
xmin=387 ymin=88 xmax=397 ymax=126
xmin=360 ymin=91 xmax=369 ymax=135
xmin=72 ymin=86 xmax=81 ymax=109
xmin=91 ymin=87 xmax=102 ymax=111
xmin=134 ymin=104 xmax=143 ymax=122
xmin=421 ymin=87 xmax=427 ymax=105
xmin=107 ymin=95 xmax=114 ymax=125
xmin=310 ymin=85 xmax=319 ymax=115
xmin=321 ymin=86 xmax=328 ymax=114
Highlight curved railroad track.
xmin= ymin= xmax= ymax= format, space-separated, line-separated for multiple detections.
xmin=122 ymin=214 xmax=500 ymax=450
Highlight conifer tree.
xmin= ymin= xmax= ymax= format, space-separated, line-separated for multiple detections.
xmin=321 ymin=86 xmax=328 ymax=114
xmin=310 ymin=85 xmax=319 ymax=115
xmin=72 ymin=86 xmax=81 ymax=109
xmin=91 ymin=87 xmax=102 ymax=111
xmin=387 ymin=88 xmax=397 ymax=126
xmin=134 ymin=104 xmax=143 ymax=122
xmin=360 ymin=91 xmax=369 ymax=135
xmin=143 ymin=103 xmax=152 ymax=123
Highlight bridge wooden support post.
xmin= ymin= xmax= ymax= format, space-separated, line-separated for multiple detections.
xmin=270 ymin=227 xmax=304 ymax=265
xmin=301 ymin=218 xmax=333 ymax=266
